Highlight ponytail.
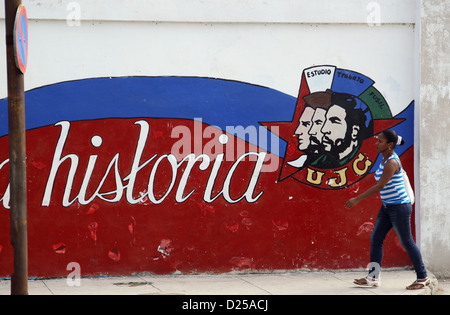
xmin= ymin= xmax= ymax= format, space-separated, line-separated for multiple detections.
xmin=381 ymin=130 xmax=405 ymax=148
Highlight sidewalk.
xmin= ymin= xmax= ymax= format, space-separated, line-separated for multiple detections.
xmin=0 ymin=269 xmax=439 ymax=295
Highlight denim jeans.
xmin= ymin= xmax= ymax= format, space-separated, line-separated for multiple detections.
xmin=369 ymin=203 xmax=427 ymax=279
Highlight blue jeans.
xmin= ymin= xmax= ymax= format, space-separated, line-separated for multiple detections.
xmin=369 ymin=203 xmax=427 ymax=279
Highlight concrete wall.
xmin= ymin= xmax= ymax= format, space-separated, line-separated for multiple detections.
xmin=1 ymin=0 xmax=447 ymax=277
xmin=0 ymin=0 xmax=416 ymax=115
xmin=418 ymin=0 xmax=450 ymax=278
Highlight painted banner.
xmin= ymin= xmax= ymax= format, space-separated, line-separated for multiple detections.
xmin=0 ymin=66 xmax=415 ymax=277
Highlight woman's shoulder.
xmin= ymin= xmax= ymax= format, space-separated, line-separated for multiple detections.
xmin=385 ymin=154 xmax=401 ymax=172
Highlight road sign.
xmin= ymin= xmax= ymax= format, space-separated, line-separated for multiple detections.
xmin=13 ymin=5 xmax=28 ymax=73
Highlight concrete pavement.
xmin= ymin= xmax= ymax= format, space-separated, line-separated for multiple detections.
xmin=435 ymin=277 xmax=450 ymax=295
xmin=0 ymin=269 xmax=439 ymax=295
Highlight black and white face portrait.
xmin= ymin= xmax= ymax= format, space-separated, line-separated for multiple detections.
xmin=294 ymin=106 xmax=314 ymax=151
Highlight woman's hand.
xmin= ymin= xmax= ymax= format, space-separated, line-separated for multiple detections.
xmin=345 ymin=198 xmax=359 ymax=209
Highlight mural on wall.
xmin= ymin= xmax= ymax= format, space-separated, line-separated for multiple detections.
xmin=0 ymin=65 xmax=415 ymax=277
xmin=261 ymin=65 xmax=407 ymax=189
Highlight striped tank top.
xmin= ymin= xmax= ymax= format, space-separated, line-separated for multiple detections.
xmin=374 ymin=153 xmax=410 ymax=205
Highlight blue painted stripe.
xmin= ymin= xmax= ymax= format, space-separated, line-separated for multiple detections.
xmin=0 ymin=76 xmax=297 ymax=156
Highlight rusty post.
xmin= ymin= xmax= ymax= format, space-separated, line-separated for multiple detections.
xmin=4 ymin=0 xmax=28 ymax=295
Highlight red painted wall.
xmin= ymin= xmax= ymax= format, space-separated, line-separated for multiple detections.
xmin=0 ymin=71 xmax=415 ymax=277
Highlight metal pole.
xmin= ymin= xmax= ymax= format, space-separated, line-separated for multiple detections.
xmin=4 ymin=0 xmax=28 ymax=295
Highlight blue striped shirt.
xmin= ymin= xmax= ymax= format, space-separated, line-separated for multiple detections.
xmin=374 ymin=153 xmax=410 ymax=205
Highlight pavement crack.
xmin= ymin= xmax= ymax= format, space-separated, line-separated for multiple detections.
xmin=42 ymin=279 xmax=55 ymax=295
xmin=233 ymin=275 xmax=273 ymax=295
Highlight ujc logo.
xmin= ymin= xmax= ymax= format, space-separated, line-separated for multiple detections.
xmin=261 ymin=65 xmax=405 ymax=189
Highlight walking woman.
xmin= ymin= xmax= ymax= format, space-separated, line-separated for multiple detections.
xmin=344 ymin=130 xmax=429 ymax=290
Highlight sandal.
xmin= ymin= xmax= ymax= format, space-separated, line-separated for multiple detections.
xmin=406 ymin=278 xmax=430 ymax=290
xmin=354 ymin=276 xmax=380 ymax=287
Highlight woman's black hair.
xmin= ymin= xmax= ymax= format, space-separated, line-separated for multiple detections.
xmin=381 ymin=129 xmax=405 ymax=148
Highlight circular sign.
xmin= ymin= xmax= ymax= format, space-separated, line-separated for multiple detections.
xmin=13 ymin=5 xmax=28 ymax=74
